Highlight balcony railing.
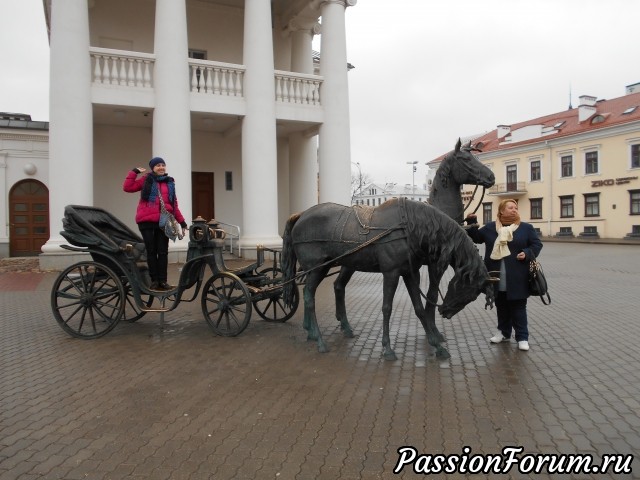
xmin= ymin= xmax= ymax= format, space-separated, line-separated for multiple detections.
xmin=90 ymin=48 xmax=322 ymax=106
xmin=275 ymin=70 xmax=322 ymax=105
xmin=90 ymin=47 xmax=154 ymax=88
xmin=189 ymin=59 xmax=245 ymax=97
xmin=488 ymin=182 xmax=528 ymax=195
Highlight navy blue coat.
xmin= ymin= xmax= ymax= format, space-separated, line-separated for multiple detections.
xmin=467 ymin=221 xmax=543 ymax=300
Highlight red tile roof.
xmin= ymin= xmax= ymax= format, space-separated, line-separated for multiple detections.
xmin=428 ymin=91 xmax=640 ymax=164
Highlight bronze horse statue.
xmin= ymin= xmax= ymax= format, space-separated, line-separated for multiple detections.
xmin=428 ymin=138 xmax=495 ymax=223
xmin=282 ymin=198 xmax=495 ymax=359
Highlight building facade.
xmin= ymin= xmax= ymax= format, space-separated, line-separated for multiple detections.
xmin=0 ymin=114 xmax=50 ymax=258
xmin=40 ymin=0 xmax=356 ymax=267
xmin=429 ymin=85 xmax=640 ymax=240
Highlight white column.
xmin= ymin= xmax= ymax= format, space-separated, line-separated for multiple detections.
xmin=318 ymin=0 xmax=355 ymax=205
xmin=289 ymin=23 xmax=319 ymax=213
xmin=240 ymin=0 xmax=281 ymax=251
xmin=43 ymin=0 xmax=93 ymax=254
xmin=153 ymin=0 xmax=192 ymax=230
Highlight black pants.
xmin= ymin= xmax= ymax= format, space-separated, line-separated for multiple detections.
xmin=495 ymin=292 xmax=529 ymax=341
xmin=139 ymin=226 xmax=169 ymax=283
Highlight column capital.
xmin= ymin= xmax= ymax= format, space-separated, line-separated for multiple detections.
xmin=284 ymin=18 xmax=321 ymax=36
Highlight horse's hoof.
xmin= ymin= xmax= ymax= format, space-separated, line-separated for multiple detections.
xmin=318 ymin=344 xmax=329 ymax=353
xmin=435 ymin=346 xmax=450 ymax=359
xmin=437 ymin=333 xmax=446 ymax=343
xmin=307 ymin=334 xmax=317 ymax=342
xmin=342 ymin=329 xmax=355 ymax=338
xmin=383 ymin=350 xmax=397 ymax=361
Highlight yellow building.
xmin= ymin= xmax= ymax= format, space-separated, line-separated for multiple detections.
xmin=431 ymin=85 xmax=640 ymax=240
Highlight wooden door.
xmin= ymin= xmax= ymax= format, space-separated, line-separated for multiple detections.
xmin=191 ymin=172 xmax=215 ymax=221
xmin=9 ymin=180 xmax=49 ymax=256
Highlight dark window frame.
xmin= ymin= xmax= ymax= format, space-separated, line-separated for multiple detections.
xmin=560 ymin=195 xmax=574 ymax=218
xmin=530 ymin=160 xmax=541 ymax=182
xmin=631 ymin=189 xmax=640 ymax=215
xmin=584 ymin=192 xmax=600 ymax=217
xmin=561 ymin=155 xmax=573 ymax=178
xmin=585 ymin=151 xmax=599 ymax=175
xmin=530 ymin=198 xmax=543 ymax=220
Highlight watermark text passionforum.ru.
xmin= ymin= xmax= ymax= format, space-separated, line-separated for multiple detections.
xmin=394 ymin=446 xmax=633 ymax=475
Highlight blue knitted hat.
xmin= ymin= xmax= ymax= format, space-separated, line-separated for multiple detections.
xmin=149 ymin=157 xmax=166 ymax=169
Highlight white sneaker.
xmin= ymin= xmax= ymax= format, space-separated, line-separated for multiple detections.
xmin=490 ymin=331 xmax=508 ymax=343
xmin=518 ymin=341 xmax=530 ymax=351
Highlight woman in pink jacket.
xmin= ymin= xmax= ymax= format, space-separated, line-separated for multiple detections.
xmin=123 ymin=157 xmax=188 ymax=291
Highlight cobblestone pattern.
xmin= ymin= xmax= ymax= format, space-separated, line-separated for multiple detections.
xmin=0 ymin=243 xmax=639 ymax=479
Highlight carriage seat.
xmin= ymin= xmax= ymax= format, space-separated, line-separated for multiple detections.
xmin=60 ymin=205 xmax=147 ymax=265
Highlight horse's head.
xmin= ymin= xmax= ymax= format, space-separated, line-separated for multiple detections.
xmin=436 ymin=240 xmax=496 ymax=319
xmin=444 ymin=138 xmax=495 ymax=188
xmin=438 ymin=275 xmax=495 ymax=319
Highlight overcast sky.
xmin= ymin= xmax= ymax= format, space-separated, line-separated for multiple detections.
xmin=2 ymin=0 xmax=639 ymax=186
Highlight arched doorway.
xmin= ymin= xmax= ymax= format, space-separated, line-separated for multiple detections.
xmin=9 ymin=180 xmax=50 ymax=257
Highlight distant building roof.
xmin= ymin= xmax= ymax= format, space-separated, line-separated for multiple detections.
xmin=0 ymin=112 xmax=49 ymax=131
xmin=427 ymin=89 xmax=640 ymax=164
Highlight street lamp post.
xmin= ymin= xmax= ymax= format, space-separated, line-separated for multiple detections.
xmin=406 ymin=161 xmax=418 ymax=194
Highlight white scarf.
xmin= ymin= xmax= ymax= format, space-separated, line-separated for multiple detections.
xmin=490 ymin=220 xmax=519 ymax=260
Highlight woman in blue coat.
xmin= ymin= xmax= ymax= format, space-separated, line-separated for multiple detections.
xmin=465 ymin=199 xmax=543 ymax=351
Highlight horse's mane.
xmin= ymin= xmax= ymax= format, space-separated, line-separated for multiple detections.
xmin=432 ymin=151 xmax=452 ymax=190
xmin=405 ymin=200 xmax=486 ymax=287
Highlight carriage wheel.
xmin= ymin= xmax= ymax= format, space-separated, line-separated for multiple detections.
xmin=201 ymin=271 xmax=252 ymax=336
xmin=120 ymin=278 xmax=153 ymax=323
xmin=51 ymin=261 xmax=125 ymax=339
xmin=253 ymin=268 xmax=299 ymax=322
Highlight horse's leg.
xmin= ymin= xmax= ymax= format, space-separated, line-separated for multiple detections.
xmin=381 ymin=272 xmax=400 ymax=360
xmin=334 ymin=267 xmax=355 ymax=338
xmin=426 ymin=265 xmax=446 ymax=344
xmin=404 ymin=269 xmax=450 ymax=359
xmin=302 ymin=266 xmax=331 ymax=353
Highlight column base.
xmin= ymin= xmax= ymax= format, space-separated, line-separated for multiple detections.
xmin=239 ymin=235 xmax=283 ymax=259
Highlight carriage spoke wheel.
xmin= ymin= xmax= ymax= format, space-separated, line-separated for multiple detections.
xmin=201 ymin=272 xmax=251 ymax=336
xmin=51 ymin=261 xmax=125 ymax=339
xmin=120 ymin=278 xmax=153 ymax=323
xmin=253 ymin=268 xmax=299 ymax=322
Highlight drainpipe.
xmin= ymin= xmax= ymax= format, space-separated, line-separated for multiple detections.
xmin=546 ymin=140 xmax=552 ymax=236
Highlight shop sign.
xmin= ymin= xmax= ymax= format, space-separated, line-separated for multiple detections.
xmin=591 ymin=176 xmax=638 ymax=187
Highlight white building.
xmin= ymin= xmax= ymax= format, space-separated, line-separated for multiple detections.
xmin=0 ymin=113 xmax=50 ymax=258
xmin=353 ymin=182 xmax=430 ymax=206
xmin=39 ymin=0 xmax=356 ymax=268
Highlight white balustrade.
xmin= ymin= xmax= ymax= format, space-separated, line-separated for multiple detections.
xmin=274 ymin=71 xmax=322 ymax=106
xmin=90 ymin=47 xmax=154 ymax=88
xmin=189 ymin=59 xmax=245 ymax=97
xmin=90 ymin=50 xmax=321 ymax=106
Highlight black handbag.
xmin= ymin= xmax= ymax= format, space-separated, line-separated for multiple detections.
xmin=528 ymin=253 xmax=550 ymax=304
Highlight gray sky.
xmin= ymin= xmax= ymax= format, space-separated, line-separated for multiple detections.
xmin=2 ymin=0 xmax=639 ymax=186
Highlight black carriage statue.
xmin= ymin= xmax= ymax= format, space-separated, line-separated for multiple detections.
xmin=50 ymin=205 xmax=299 ymax=339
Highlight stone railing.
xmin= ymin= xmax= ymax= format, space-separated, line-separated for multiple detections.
xmin=275 ymin=70 xmax=322 ymax=105
xmin=89 ymin=50 xmax=322 ymax=106
xmin=90 ymin=47 xmax=154 ymax=88
xmin=189 ymin=59 xmax=245 ymax=97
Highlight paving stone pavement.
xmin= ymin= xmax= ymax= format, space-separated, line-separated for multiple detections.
xmin=0 ymin=242 xmax=639 ymax=480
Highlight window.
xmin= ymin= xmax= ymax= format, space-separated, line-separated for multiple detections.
xmin=584 ymin=193 xmax=600 ymax=217
xmin=559 ymin=226 xmax=573 ymax=235
xmin=560 ymin=195 xmax=574 ymax=218
xmin=585 ymin=151 xmax=599 ymax=174
xmin=530 ymin=198 xmax=543 ymax=219
xmin=631 ymin=190 xmax=640 ymax=215
xmin=506 ymin=164 xmax=517 ymax=191
xmin=583 ymin=226 xmax=598 ymax=235
xmin=561 ymin=155 xmax=573 ymax=177
xmin=530 ymin=160 xmax=541 ymax=181
xmin=482 ymin=203 xmax=492 ymax=224
xmin=632 ymin=144 xmax=640 ymax=169
xmin=225 ymin=171 xmax=233 ymax=191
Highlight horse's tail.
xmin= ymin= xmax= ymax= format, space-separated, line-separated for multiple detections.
xmin=282 ymin=212 xmax=301 ymax=308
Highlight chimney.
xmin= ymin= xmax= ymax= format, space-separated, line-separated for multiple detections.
xmin=578 ymin=95 xmax=597 ymax=122
xmin=497 ymin=125 xmax=511 ymax=139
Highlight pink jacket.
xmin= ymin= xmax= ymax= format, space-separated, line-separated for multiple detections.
xmin=123 ymin=170 xmax=186 ymax=225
